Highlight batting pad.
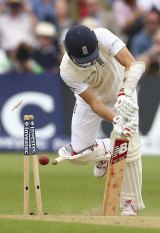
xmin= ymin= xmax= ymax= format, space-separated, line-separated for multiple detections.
xmin=110 ymin=130 xmax=145 ymax=210
xmin=121 ymin=157 xmax=145 ymax=210
xmin=121 ymin=133 xmax=145 ymax=210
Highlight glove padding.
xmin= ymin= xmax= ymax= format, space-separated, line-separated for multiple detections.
xmin=113 ymin=115 xmax=137 ymax=137
xmin=115 ymin=92 xmax=139 ymax=119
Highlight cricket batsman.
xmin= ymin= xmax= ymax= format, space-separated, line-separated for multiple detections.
xmin=55 ymin=25 xmax=145 ymax=216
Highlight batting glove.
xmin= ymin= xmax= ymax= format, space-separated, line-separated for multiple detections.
xmin=115 ymin=92 xmax=139 ymax=119
xmin=113 ymin=115 xmax=137 ymax=137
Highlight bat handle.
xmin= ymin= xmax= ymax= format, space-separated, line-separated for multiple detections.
xmin=52 ymin=157 xmax=64 ymax=165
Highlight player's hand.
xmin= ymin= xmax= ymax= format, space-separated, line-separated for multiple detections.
xmin=113 ymin=115 xmax=137 ymax=137
xmin=115 ymin=92 xmax=139 ymax=119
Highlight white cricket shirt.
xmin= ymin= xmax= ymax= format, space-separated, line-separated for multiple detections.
xmin=60 ymin=28 xmax=126 ymax=103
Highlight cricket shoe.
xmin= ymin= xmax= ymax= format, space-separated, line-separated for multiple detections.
xmin=94 ymin=160 xmax=108 ymax=178
xmin=121 ymin=200 xmax=138 ymax=216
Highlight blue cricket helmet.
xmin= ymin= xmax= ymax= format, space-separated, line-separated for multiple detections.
xmin=64 ymin=25 xmax=99 ymax=64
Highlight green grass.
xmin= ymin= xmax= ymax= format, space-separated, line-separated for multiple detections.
xmin=0 ymin=153 xmax=106 ymax=215
xmin=142 ymin=156 xmax=160 ymax=216
xmin=0 ymin=153 xmax=160 ymax=232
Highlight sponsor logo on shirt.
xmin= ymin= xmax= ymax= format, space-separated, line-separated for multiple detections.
xmin=83 ymin=71 xmax=96 ymax=83
xmin=111 ymin=39 xmax=119 ymax=47
xmin=97 ymin=57 xmax=105 ymax=67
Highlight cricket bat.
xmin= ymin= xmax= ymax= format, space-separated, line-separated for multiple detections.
xmin=102 ymin=137 xmax=129 ymax=216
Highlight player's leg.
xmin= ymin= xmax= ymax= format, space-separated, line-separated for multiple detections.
xmin=121 ymin=91 xmax=144 ymax=215
xmin=71 ymin=98 xmax=102 ymax=152
xmin=59 ymin=97 xmax=111 ymax=177
xmin=72 ymin=98 xmax=111 ymax=177
xmin=120 ymin=132 xmax=145 ymax=216
xmin=110 ymin=91 xmax=145 ymax=215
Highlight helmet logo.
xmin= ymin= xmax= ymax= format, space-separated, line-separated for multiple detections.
xmin=82 ymin=46 xmax=88 ymax=55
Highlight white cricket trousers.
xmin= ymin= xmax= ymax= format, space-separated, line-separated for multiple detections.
xmin=71 ymin=92 xmax=138 ymax=153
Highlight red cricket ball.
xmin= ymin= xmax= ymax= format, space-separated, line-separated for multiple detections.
xmin=39 ymin=155 xmax=49 ymax=166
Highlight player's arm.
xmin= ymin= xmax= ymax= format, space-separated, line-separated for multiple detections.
xmin=115 ymin=46 xmax=135 ymax=70
xmin=96 ymin=28 xmax=145 ymax=97
xmin=115 ymin=46 xmax=145 ymax=97
xmin=113 ymin=47 xmax=145 ymax=119
xmin=79 ymin=88 xmax=116 ymax=122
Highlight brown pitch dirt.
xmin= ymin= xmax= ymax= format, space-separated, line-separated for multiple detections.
xmin=0 ymin=215 xmax=160 ymax=229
